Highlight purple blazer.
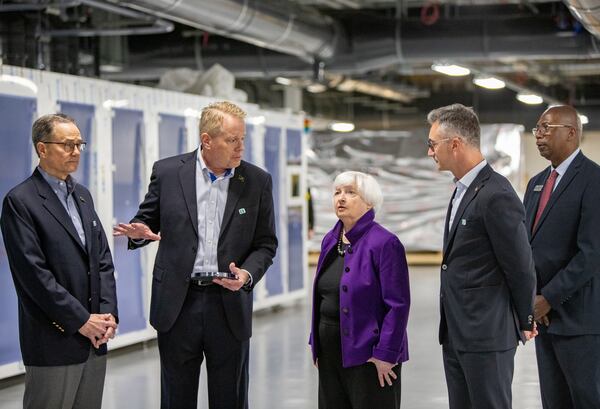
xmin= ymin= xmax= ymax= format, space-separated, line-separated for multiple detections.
xmin=309 ymin=209 xmax=410 ymax=368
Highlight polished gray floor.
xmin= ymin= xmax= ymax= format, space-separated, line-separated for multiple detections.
xmin=0 ymin=266 xmax=543 ymax=408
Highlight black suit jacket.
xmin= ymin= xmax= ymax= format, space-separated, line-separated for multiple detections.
xmin=0 ymin=169 xmax=118 ymax=366
xmin=524 ymin=152 xmax=600 ymax=335
xmin=129 ymin=151 xmax=277 ymax=340
xmin=439 ymin=164 xmax=536 ymax=352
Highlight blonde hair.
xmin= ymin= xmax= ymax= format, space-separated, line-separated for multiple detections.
xmin=333 ymin=171 xmax=383 ymax=213
xmin=200 ymin=101 xmax=247 ymax=136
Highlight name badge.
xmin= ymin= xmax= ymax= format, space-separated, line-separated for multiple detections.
xmin=533 ymin=185 xmax=544 ymax=192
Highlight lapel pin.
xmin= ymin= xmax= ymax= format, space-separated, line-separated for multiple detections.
xmin=534 ymin=185 xmax=543 ymax=192
xmin=238 ymin=175 xmax=245 ymax=182
xmin=461 ymin=219 xmax=467 ymax=226
xmin=92 ymin=220 xmax=97 ymax=227
xmin=79 ymin=196 xmax=86 ymax=203
xmin=238 ymin=208 xmax=246 ymax=215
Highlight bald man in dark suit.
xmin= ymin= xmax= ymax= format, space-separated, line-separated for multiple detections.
xmin=525 ymin=105 xmax=600 ymax=409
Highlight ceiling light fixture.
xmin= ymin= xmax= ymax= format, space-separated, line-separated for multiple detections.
xmin=431 ymin=63 xmax=470 ymax=77
xmin=275 ymin=76 xmax=292 ymax=85
xmin=307 ymin=83 xmax=327 ymax=93
xmin=329 ymin=122 xmax=355 ymax=132
xmin=516 ymin=93 xmax=543 ymax=105
xmin=473 ymin=76 xmax=506 ymax=90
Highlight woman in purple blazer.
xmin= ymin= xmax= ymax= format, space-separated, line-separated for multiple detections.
xmin=309 ymin=171 xmax=411 ymax=409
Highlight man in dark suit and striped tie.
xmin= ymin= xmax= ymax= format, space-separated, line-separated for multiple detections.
xmin=524 ymin=105 xmax=600 ymax=409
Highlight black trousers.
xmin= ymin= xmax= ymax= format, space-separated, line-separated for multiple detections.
xmin=157 ymin=285 xmax=249 ymax=409
xmin=442 ymin=340 xmax=515 ymax=409
xmin=317 ymin=320 xmax=402 ymax=409
xmin=535 ymin=324 xmax=600 ymax=409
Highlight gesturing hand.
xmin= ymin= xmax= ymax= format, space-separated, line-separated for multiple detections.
xmin=113 ymin=222 xmax=161 ymax=241
xmin=367 ymin=357 xmax=398 ymax=387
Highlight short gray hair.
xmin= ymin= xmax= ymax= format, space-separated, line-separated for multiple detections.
xmin=32 ymin=113 xmax=77 ymax=157
xmin=333 ymin=171 xmax=383 ymax=213
xmin=427 ymin=103 xmax=480 ymax=148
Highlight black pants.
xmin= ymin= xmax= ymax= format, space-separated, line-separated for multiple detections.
xmin=442 ymin=340 xmax=515 ymax=409
xmin=317 ymin=320 xmax=401 ymax=409
xmin=157 ymin=285 xmax=249 ymax=409
xmin=535 ymin=324 xmax=600 ymax=409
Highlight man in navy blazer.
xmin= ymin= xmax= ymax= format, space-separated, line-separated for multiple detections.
xmin=1 ymin=114 xmax=118 ymax=409
xmin=427 ymin=104 xmax=536 ymax=409
xmin=114 ymin=101 xmax=277 ymax=409
xmin=524 ymin=105 xmax=600 ymax=409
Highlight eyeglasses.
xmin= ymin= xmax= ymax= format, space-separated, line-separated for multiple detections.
xmin=42 ymin=140 xmax=87 ymax=153
xmin=531 ymin=123 xmax=574 ymax=136
xmin=427 ymin=137 xmax=452 ymax=150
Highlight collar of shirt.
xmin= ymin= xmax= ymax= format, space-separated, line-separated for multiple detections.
xmin=455 ymin=159 xmax=487 ymax=191
xmin=551 ymin=148 xmax=580 ymax=177
xmin=197 ymin=150 xmax=235 ymax=183
xmin=37 ymin=166 xmax=77 ymax=195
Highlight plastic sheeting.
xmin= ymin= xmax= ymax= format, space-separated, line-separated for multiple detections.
xmin=307 ymin=125 xmax=524 ymax=252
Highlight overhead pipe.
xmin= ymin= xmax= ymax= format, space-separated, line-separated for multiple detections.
xmin=563 ymin=0 xmax=600 ymax=40
xmin=112 ymin=0 xmax=345 ymax=62
xmin=41 ymin=0 xmax=174 ymax=37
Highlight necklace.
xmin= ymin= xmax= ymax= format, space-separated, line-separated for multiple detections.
xmin=337 ymin=230 xmax=346 ymax=256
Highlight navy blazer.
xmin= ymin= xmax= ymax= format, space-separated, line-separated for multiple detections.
xmin=439 ymin=164 xmax=536 ymax=352
xmin=0 ymin=169 xmax=118 ymax=366
xmin=524 ymin=152 xmax=600 ymax=335
xmin=128 ymin=151 xmax=277 ymax=340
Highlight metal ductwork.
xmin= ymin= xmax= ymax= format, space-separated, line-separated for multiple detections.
xmin=564 ymin=0 xmax=600 ymax=39
xmin=113 ymin=0 xmax=344 ymax=62
xmin=329 ymin=17 xmax=600 ymax=73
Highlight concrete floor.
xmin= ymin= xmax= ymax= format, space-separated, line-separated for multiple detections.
xmin=0 ymin=266 xmax=543 ymax=408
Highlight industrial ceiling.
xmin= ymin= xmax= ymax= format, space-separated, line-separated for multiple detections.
xmin=1 ymin=0 xmax=599 ymax=130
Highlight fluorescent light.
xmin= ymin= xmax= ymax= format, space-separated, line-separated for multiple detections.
xmin=579 ymin=114 xmax=589 ymax=125
xmin=0 ymin=74 xmax=38 ymax=94
xmin=275 ymin=76 xmax=292 ymax=85
xmin=307 ymin=83 xmax=327 ymax=93
xmin=473 ymin=76 xmax=505 ymax=90
xmin=516 ymin=93 xmax=543 ymax=105
xmin=99 ymin=64 xmax=123 ymax=73
xmin=329 ymin=122 xmax=355 ymax=132
xmin=102 ymin=99 xmax=129 ymax=109
xmin=431 ymin=64 xmax=470 ymax=77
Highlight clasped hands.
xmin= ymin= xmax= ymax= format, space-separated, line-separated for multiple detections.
xmin=78 ymin=313 xmax=117 ymax=349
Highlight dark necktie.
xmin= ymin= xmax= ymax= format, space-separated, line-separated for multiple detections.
xmin=533 ymin=170 xmax=558 ymax=231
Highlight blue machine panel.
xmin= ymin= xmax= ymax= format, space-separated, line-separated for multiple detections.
xmin=0 ymin=94 xmax=35 ymax=365
xmin=287 ymin=206 xmax=303 ymax=291
xmin=58 ymin=102 xmax=95 ymax=188
xmin=264 ymin=126 xmax=283 ymax=296
xmin=286 ymin=129 xmax=302 ymax=164
xmin=112 ymin=109 xmax=146 ymax=333
xmin=158 ymin=113 xmax=187 ymax=159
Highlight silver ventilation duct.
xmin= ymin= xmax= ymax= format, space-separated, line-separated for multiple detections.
xmin=564 ymin=0 xmax=600 ymax=39
xmin=114 ymin=0 xmax=344 ymax=62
